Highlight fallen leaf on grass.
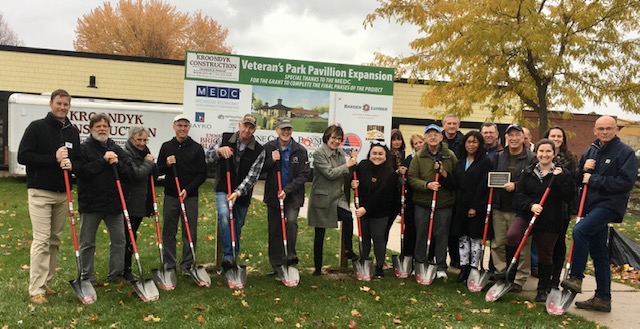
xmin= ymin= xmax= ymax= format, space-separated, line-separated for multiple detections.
xmin=194 ymin=305 xmax=205 ymax=311
xmin=20 ymin=264 xmax=29 ymax=270
xmin=275 ymin=317 xmax=284 ymax=323
xmin=312 ymin=320 xmax=324 ymax=326
xmin=359 ymin=286 xmax=371 ymax=292
xmin=436 ymin=302 xmax=444 ymax=308
xmin=232 ymin=290 xmax=246 ymax=297
xmin=562 ymin=320 xmax=570 ymax=325
xmin=393 ymin=316 xmax=402 ymax=324
xmin=296 ymin=323 xmax=302 ymax=328
xmin=462 ymin=300 xmax=472 ymax=306
xmin=143 ymin=315 xmax=161 ymax=322
xmin=409 ymin=297 xmax=418 ymax=304
xmin=375 ymin=296 xmax=380 ymax=302
xmin=455 ymin=313 xmax=464 ymax=321
xmin=204 ymin=235 xmax=214 ymax=241
xmin=87 ymin=313 xmax=99 ymax=323
xmin=351 ymin=309 xmax=362 ymax=318
xmin=241 ymin=300 xmax=249 ymax=307
xmin=524 ymin=301 xmax=536 ymax=309
xmin=338 ymin=295 xmax=348 ymax=301
xmin=197 ymin=315 xmax=205 ymax=324
xmin=348 ymin=319 xmax=358 ymax=328
xmin=109 ymin=323 xmax=119 ymax=328
xmin=368 ymin=289 xmax=376 ymax=296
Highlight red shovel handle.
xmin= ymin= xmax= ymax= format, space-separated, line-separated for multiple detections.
xmin=172 ymin=165 xmax=196 ymax=245
xmin=113 ymin=165 xmax=140 ymax=255
xmin=63 ymin=170 xmax=80 ymax=251
xmin=353 ymin=171 xmax=363 ymax=238
xmin=480 ymin=187 xmax=494 ymax=245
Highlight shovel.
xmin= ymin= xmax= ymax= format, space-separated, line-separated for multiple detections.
xmin=64 ymin=170 xmax=97 ymax=305
xmin=113 ymin=166 xmax=160 ymax=302
xmin=392 ymin=174 xmax=412 ymax=279
xmin=149 ymin=176 xmax=177 ymax=290
xmin=224 ymin=158 xmax=248 ymax=289
xmin=416 ymin=173 xmax=440 ymax=285
xmin=546 ymin=184 xmax=589 ymax=315
xmin=352 ymin=172 xmax=374 ymax=281
xmin=468 ymin=187 xmax=494 ymax=292
xmin=172 ymin=166 xmax=211 ymax=287
xmin=486 ymin=176 xmax=555 ymax=302
xmin=276 ymin=162 xmax=300 ymax=287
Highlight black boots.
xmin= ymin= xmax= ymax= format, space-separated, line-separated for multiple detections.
xmin=496 ymin=245 xmax=518 ymax=281
xmin=535 ymin=263 xmax=553 ymax=302
xmin=457 ymin=265 xmax=471 ymax=283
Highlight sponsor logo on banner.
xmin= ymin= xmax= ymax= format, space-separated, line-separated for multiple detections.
xmin=341 ymin=133 xmax=362 ymax=155
xmin=195 ymin=112 xmax=205 ymax=122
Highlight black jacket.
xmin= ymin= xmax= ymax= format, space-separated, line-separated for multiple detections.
xmin=124 ymin=140 xmax=156 ymax=217
xmin=157 ymin=136 xmax=207 ymax=198
xmin=515 ymin=164 xmax=575 ymax=234
xmin=578 ymin=136 xmax=637 ymax=221
xmin=354 ymin=159 xmax=397 ymax=218
xmin=215 ymin=132 xmax=264 ymax=206
xmin=75 ymin=136 xmax=132 ymax=213
xmin=492 ymin=148 xmax=536 ymax=211
xmin=262 ymin=139 xmax=310 ymax=209
xmin=17 ymin=112 xmax=80 ymax=192
xmin=451 ymin=154 xmax=493 ymax=238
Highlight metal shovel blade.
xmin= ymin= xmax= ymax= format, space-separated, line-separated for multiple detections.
xmin=422 ymin=263 xmax=438 ymax=285
xmin=187 ymin=265 xmax=211 ymax=287
xmin=151 ymin=268 xmax=177 ymax=291
xmin=392 ymin=254 xmax=413 ymax=279
xmin=415 ymin=262 xmax=428 ymax=285
xmin=225 ymin=265 xmax=247 ymax=289
xmin=485 ymin=280 xmax=512 ymax=302
xmin=467 ymin=269 xmax=490 ymax=292
xmin=353 ymin=259 xmax=373 ymax=281
xmin=131 ymin=279 xmax=160 ymax=302
xmin=278 ymin=266 xmax=300 ymax=287
xmin=545 ymin=288 xmax=576 ymax=315
xmin=69 ymin=279 xmax=97 ymax=305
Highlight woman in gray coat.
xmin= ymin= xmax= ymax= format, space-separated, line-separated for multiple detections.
xmin=308 ymin=125 xmax=358 ymax=275
xmin=123 ymin=126 xmax=156 ymax=281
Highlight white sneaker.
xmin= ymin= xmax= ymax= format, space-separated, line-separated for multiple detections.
xmin=436 ymin=270 xmax=448 ymax=280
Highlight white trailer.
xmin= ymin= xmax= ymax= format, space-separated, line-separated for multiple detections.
xmin=8 ymin=93 xmax=182 ymax=175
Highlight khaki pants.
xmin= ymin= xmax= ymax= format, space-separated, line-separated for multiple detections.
xmin=491 ymin=209 xmax=531 ymax=286
xmin=27 ymin=188 xmax=67 ymax=296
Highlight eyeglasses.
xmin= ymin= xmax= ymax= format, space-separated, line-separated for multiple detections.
xmin=371 ymin=140 xmax=387 ymax=147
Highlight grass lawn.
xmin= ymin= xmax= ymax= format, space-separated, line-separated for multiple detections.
xmin=0 ymin=177 xmax=601 ymax=328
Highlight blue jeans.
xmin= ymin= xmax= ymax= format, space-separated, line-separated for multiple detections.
xmin=216 ymin=192 xmax=248 ymax=262
xmin=570 ymin=207 xmax=617 ymax=301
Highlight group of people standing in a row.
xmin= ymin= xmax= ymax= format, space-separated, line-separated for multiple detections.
xmin=20 ymin=90 xmax=636 ymax=314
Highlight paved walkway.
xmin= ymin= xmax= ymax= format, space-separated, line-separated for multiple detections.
xmin=252 ymin=180 xmax=640 ymax=329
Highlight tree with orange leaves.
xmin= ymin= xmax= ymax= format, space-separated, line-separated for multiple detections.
xmin=74 ymin=0 xmax=232 ymax=60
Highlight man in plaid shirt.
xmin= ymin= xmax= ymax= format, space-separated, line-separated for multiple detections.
xmin=207 ymin=114 xmax=265 ymax=269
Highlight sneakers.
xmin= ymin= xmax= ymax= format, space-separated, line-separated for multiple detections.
xmin=287 ymin=257 xmax=299 ymax=266
xmin=345 ymin=250 xmax=359 ymax=261
xmin=312 ymin=269 xmax=322 ymax=276
xmin=510 ymin=283 xmax=523 ymax=293
xmin=561 ymin=276 xmax=583 ymax=293
xmin=575 ymin=295 xmax=611 ymax=313
xmin=436 ymin=271 xmax=448 ymax=280
xmin=29 ymin=294 xmax=48 ymax=304
xmin=374 ymin=267 xmax=384 ymax=278
xmin=123 ymin=271 xmax=137 ymax=282
xmin=221 ymin=259 xmax=235 ymax=270
xmin=535 ymin=289 xmax=548 ymax=302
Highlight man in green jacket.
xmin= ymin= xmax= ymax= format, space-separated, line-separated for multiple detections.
xmin=408 ymin=124 xmax=458 ymax=280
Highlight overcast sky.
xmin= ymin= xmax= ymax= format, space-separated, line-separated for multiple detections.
xmin=1 ymin=0 xmax=638 ymax=121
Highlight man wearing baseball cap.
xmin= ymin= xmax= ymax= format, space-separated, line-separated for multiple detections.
xmin=408 ymin=123 xmax=458 ymax=281
xmin=490 ymin=123 xmax=535 ymax=292
xmin=261 ymin=117 xmax=310 ymax=277
xmin=207 ymin=113 xmax=266 ymax=270
xmin=157 ymin=114 xmax=207 ymax=276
